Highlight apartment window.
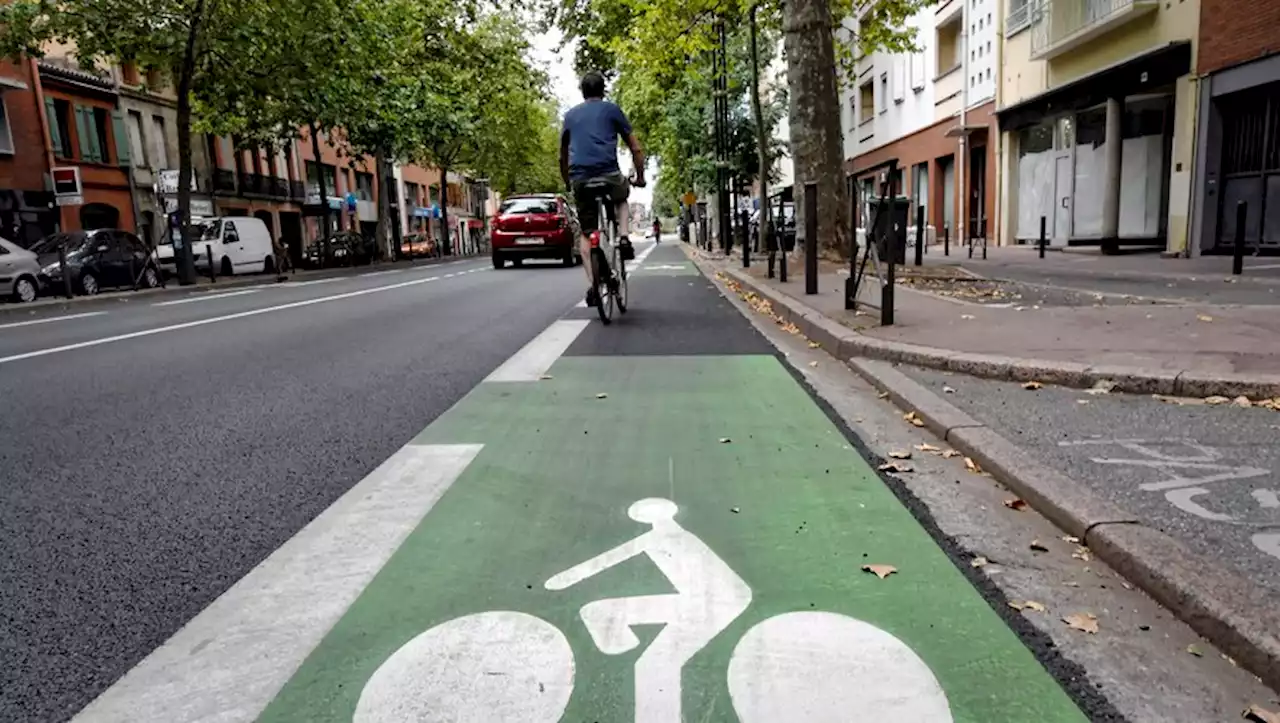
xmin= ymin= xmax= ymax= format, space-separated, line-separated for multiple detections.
xmin=910 ymin=52 xmax=926 ymax=90
xmin=51 ymin=99 xmax=73 ymax=158
xmin=878 ymin=74 xmax=888 ymax=113
xmin=126 ymin=110 xmax=147 ymax=167
xmin=150 ymin=116 xmax=169 ymax=168
xmin=355 ymin=172 xmax=374 ymax=201
xmin=405 ymin=181 xmax=419 ymax=207
xmin=892 ymin=56 xmax=906 ymax=101
xmin=92 ymin=108 xmax=112 ymax=163
xmin=936 ymin=17 xmax=961 ymax=74
xmin=428 ymin=184 xmax=440 ymax=205
xmin=858 ymin=80 xmax=874 ymax=124
xmin=305 ymin=161 xmax=337 ymax=194
xmin=0 ymin=98 xmax=13 ymax=154
xmin=1006 ymin=0 xmax=1031 ymax=35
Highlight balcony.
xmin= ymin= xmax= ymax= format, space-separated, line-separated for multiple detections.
xmin=238 ymin=172 xmax=266 ymax=196
xmin=1030 ymin=0 xmax=1158 ymax=60
xmin=290 ymin=180 xmax=306 ymax=200
xmin=213 ymin=169 xmax=237 ymax=194
xmin=267 ymin=177 xmax=290 ymax=198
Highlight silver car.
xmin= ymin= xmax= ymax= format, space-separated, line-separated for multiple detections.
xmin=0 ymin=237 xmax=41 ymax=303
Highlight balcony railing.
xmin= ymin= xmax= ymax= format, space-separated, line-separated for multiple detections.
xmin=1006 ymin=0 xmax=1033 ymax=36
xmin=213 ymin=169 xmax=237 ymax=193
xmin=290 ymin=180 xmax=306 ymax=200
xmin=267 ymin=177 xmax=290 ymax=198
xmin=1030 ymin=0 xmax=1158 ymax=60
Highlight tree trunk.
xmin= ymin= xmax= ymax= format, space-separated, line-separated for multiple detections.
xmin=374 ymin=149 xmax=391 ymax=261
xmin=308 ymin=121 xmax=331 ymax=263
xmin=440 ymin=165 xmax=451 ymax=256
xmin=749 ymin=6 xmax=769 ymax=252
xmin=782 ymin=0 xmax=850 ymax=256
xmin=174 ymin=0 xmax=204 ymax=286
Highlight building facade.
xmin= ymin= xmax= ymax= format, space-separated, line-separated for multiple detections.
xmin=841 ymin=0 xmax=1000 ymax=247
xmin=995 ymin=0 xmax=1198 ymax=253
xmin=1188 ymin=0 xmax=1280 ymax=254
xmin=0 ymin=59 xmax=57 ymax=246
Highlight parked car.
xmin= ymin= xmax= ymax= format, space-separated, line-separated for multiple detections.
xmin=31 ymin=229 xmax=161 ymax=296
xmin=749 ymin=202 xmax=796 ymax=252
xmin=400 ymin=233 xmax=436 ymax=259
xmin=0 ymin=237 xmax=43 ymax=303
xmin=191 ymin=217 xmax=277 ymax=276
xmin=303 ymin=232 xmax=376 ymax=269
xmin=490 ymin=194 xmax=581 ymax=269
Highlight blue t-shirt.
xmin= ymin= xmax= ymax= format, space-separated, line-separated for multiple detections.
xmin=563 ymin=100 xmax=632 ymax=181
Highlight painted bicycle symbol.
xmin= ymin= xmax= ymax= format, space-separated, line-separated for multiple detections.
xmin=354 ymin=498 xmax=952 ymax=722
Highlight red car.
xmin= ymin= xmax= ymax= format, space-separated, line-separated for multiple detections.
xmin=491 ymin=194 xmax=582 ymax=269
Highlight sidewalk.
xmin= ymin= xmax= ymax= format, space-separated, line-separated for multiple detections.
xmin=693 ymin=247 xmax=1280 ymax=398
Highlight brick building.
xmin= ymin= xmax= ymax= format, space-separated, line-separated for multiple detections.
xmin=0 ymin=59 xmax=56 ymax=246
xmin=1189 ymin=0 xmax=1280 ymax=253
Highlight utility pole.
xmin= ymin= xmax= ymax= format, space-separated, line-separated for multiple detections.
xmin=714 ymin=19 xmax=731 ymax=255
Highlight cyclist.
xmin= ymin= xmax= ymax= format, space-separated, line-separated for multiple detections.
xmin=560 ymin=70 xmax=646 ymax=308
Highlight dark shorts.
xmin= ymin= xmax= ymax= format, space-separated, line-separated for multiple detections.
xmin=571 ymin=173 xmax=630 ymax=234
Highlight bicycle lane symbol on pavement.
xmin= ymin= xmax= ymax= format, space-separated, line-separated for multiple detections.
xmin=258 ymin=355 xmax=1088 ymax=722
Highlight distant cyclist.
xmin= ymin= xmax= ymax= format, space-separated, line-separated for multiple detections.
xmin=652 ymin=217 xmax=661 ymax=244
xmin=560 ymin=70 xmax=646 ymax=308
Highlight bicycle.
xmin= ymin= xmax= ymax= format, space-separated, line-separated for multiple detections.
xmin=581 ymin=178 xmax=631 ymax=325
xmin=353 ymin=497 xmax=953 ymax=722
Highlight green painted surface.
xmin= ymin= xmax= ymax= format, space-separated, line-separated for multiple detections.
xmin=630 ymin=260 xmax=698 ymax=276
xmin=259 ymin=355 xmax=1085 ymax=722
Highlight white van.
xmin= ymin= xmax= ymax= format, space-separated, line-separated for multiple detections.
xmin=156 ymin=217 xmax=276 ymax=277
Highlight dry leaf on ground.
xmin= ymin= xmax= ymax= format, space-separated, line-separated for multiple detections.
xmin=595 ymin=393 xmax=608 ymax=399
xmin=904 ymin=411 xmax=926 ymax=427
xmin=964 ymin=457 xmax=983 ymax=474
xmin=1022 ymin=381 xmax=1044 ymax=390
xmin=960 ymin=314 xmax=976 ymax=320
xmin=1030 ymin=539 xmax=1050 ymax=552
xmin=877 ymin=391 xmax=890 ymax=399
xmin=1205 ymin=395 xmax=1231 ymax=405
xmin=1186 ymin=644 xmax=1204 ymax=657
xmin=1197 ymin=314 xmax=1214 ymax=322
xmin=808 ymin=341 xmax=820 ymax=349
xmin=1243 ymin=704 xmax=1280 ymax=723
xmin=1062 ymin=535 xmax=1081 ymax=544
xmin=808 ymin=361 xmax=819 ymax=368
xmin=719 ymin=437 xmax=732 ymax=444
xmin=1024 ymin=600 xmax=1048 ymax=613
xmin=1004 ymin=498 xmax=1028 ymax=511
xmin=942 ymin=449 xmax=961 ymax=459
xmin=1072 ymin=546 xmax=1093 ymax=562
xmin=1077 ymin=399 xmax=1090 ymax=405
xmin=862 ymin=564 xmax=898 ymax=579
xmin=943 ymin=385 xmax=957 ymax=394
xmin=539 ymin=374 xmax=554 ymax=380
xmin=970 ymin=556 xmax=989 ymax=568
xmin=889 ymin=450 xmax=912 ymax=460
xmin=1063 ymin=613 xmax=1099 ymax=634
xmin=915 ymin=443 xmax=941 ymax=453
xmin=879 ymin=462 xmax=915 ymax=473
xmin=1234 ymin=396 xmax=1253 ymax=408
xmin=1085 ymin=380 xmax=1118 ymax=395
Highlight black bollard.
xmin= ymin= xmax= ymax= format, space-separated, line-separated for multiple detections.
xmin=914 ymin=204 xmax=924 ymax=267
xmin=1039 ymin=216 xmax=1047 ymax=259
xmin=943 ymin=223 xmax=950 ymax=256
xmin=804 ymin=183 xmax=817 ymax=295
xmin=1233 ymin=201 xmax=1247 ymax=275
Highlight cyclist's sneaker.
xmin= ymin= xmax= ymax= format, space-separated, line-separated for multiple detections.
xmin=619 ymin=237 xmax=635 ymax=261
xmin=585 ymin=287 xmax=600 ymax=307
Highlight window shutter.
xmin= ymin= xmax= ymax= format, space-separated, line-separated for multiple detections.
xmin=74 ymin=105 xmax=92 ymax=161
xmin=44 ymin=98 xmax=63 ymax=154
xmin=111 ymin=110 xmax=130 ymax=166
xmin=87 ymin=109 xmax=104 ymax=163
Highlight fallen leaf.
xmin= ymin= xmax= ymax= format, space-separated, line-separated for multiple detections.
xmin=730 ymin=506 xmax=740 ymax=514
xmin=595 ymin=393 xmax=608 ymax=399
xmin=1061 ymin=535 xmax=1081 ymax=544
xmin=889 ymin=450 xmax=912 ymax=460
xmin=878 ymin=462 xmax=915 ymax=473
xmin=1085 ymin=379 xmax=1117 ymax=395
xmin=877 ymin=391 xmax=890 ymax=399
xmin=904 ymin=411 xmax=925 ymax=428
xmin=1024 ymin=600 xmax=1048 ymax=613
xmin=1205 ymin=395 xmax=1231 ymax=405
xmin=970 ymin=556 xmax=989 ymax=568
xmin=915 ymin=443 xmax=941 ymax=453
xmin=1072 ymin=546 xmax=1093 ymax=562
xmin=1077 ymin=399 xmax=1091 ymax=405
xmin=943 ymin=385 xmax=956 ymax=394
xmin=862 ymin=564 xmax=897 ymax=579
xmin=1004 ymin=498 xmax=1028 ymax=511
xmin=719 ymin=437 xmax=732 ymax=444
xmin=964 ymin=457 xmax=983 ymax=474
xmin=1030 ymin=539 xmax=1050 ymax=552
xmin=1022 ymin=381 xmax=1044 ymax=390
xmin=1007 ymin=600 xmax=1026 ymax=611
xmin=1243 ymin=704 xmax=1280 ymax=723
xmin=1197 ymin=314 xmax=1214 ymax=322
xmin=960 ymin=314 xmax=975 ymax=320
xmin=539 ymin=374 xmax=554 ymax=380
xmin=1063 ymin=581 xmax=1080 ymax=587
xmin=808 ymin=341 xmax=821 ymax=349
xmin=942 ymin=449 xmax=961 ymax=459
xmin=1063 ymin=613 xmax=1099 ymax=634
xmin=1186 ymin=644 xmax=1203 ymax=657
xmin=808 ymin=361 xmax=819 ymax=368
xmin=1234 ymin=396 xmax=1253 ymax=408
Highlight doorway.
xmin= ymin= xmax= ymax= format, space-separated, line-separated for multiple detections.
xmin=80 ymin=203 xmax=120 ymax=230
xmin=1053 ymin=156 xmax=1073 ymax=242
xmin=278 ymin=211 xmax=303 ymax=267
xmin=938 ymin=156 xmax=955 ymax=236
xmin=968 ymin=143 xmax=987 ymax=240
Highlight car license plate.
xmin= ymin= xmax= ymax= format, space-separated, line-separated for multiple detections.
xmin=515 ymin=237 xmax=542 ymax=245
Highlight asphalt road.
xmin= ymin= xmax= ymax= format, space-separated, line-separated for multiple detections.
xmin=901 ymin=365 xmax=1280 ymax=596
xmin=0 ymin=255 xmax=580 ymax=722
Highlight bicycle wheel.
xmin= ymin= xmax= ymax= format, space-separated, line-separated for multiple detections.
xmin=592 ymin=248 xmax=613 ymax=325
xmin=615 ymin=247 xmax=628 ymax=314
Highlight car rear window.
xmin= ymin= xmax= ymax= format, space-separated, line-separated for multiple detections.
xmin=500 ymin=198 xmax=558 ymax=215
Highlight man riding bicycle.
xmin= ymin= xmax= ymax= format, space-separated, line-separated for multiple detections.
xmin=560 ymin=71 xmax=646 ymax=308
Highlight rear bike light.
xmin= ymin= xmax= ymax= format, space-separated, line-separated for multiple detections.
xmin=589 ymin=230 xmax=602 ymax=248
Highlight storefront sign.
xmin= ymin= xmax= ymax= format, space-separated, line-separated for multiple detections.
xmin=156 ymin=169 xmax=197 ymax=195
xmin=52 ymin=167 xmax=82 ymax=206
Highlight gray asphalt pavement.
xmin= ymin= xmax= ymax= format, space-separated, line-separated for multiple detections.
xmin=901 ymin=365 xmax=1280 ymax=596
xmin=0 ymin=255 xmax=579 ymax=722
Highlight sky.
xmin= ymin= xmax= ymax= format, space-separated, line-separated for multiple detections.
xmin=528 ymin=29 xmax=656 ymax=210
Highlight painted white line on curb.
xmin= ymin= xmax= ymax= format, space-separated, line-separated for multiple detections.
xmin=0 ymin=272 xmax=464 ymax=366
xmin=152 ymin=289 xmax=261 ymax=307
xmin=282 ymin=277 xmax=343 ymax=287
xmin=483 ymin=319 xmax=590 ymax=382
xmin=72 ymin=443 xmax=483 ymax=723
xmin=359 ymin=269 xmax=406 ymax=278
xmin=0 ymin=311 xmax=107 ymax=330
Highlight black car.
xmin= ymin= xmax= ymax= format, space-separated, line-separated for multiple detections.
xmin=32 ymin=229 xmax=161 ymax=295
xmin=303 ymin=232 xmax=377 ymax=269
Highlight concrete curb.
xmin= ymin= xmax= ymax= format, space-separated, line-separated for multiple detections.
xmin=702 ymin=256 xmax=1280 ymax=400
xmin=0 ymin=254 xmax=483 ymax=319
xmin=688 ymin=245 xmax=1280 ymax=692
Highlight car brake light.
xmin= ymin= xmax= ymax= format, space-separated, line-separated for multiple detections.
xmin=589 ymin=230 xmax=601 ymax=248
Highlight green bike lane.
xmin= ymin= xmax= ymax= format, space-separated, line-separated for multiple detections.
xmin=75 ymin=243 xmax=1089 ymax=722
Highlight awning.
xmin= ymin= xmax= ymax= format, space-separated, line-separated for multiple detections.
xmin=995 ymin=41 xmax=1191 ymax=132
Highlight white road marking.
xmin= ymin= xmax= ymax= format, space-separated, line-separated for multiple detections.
xmin=359 ymin=268 xmax=405 ymax=278
xmin=483 ymin=320 xmax=589 ymax=382
xmin=152 ymin=289 xmax=260 ymax=306
xmin=1254 ymin=532 xmax=1280 ymax=562
xmin=0 ymin=272 xmax=467 ymax=366
xmin=0 ymin=311 xmax=107 ymax=330
xmin=1164 ymin=487 xmax=1236 ymax=522
xmin=72 ymin=443 xmax=483 ymax=723
xmin=575 ymin=299 xmax=587 ymax=308
xmin=282 ymin=277 xmax=343 ymax=287
xmin=1252 ymin=489 xmax=1280 ymax=509
xmin=355 ymin=612 xmax=573 ymax=723
xmin=728 ymin=611 xmax=953 ymax=722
